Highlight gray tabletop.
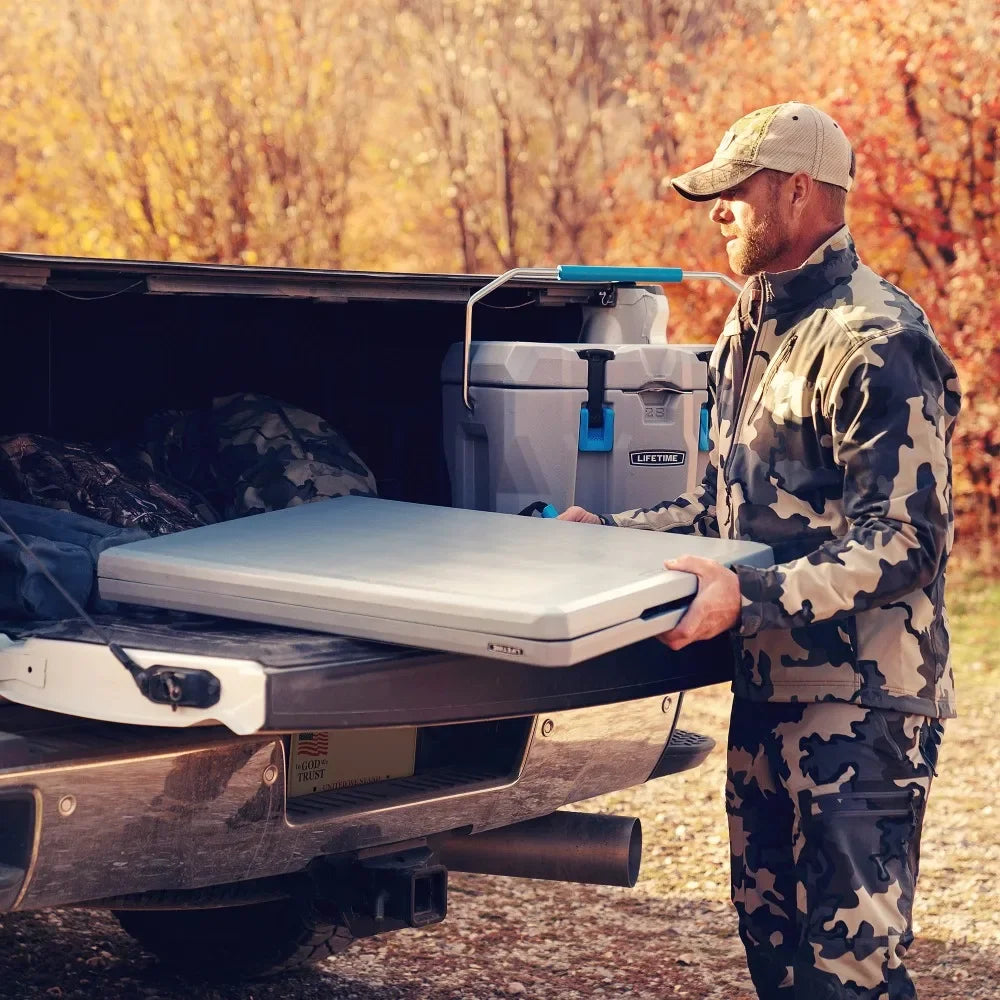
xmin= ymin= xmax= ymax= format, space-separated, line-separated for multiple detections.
xmin=99 ymin=497 xmax=772 ymax=642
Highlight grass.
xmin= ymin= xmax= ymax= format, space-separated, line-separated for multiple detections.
xmin=946 ymin=562 xmax=1000 ymax=681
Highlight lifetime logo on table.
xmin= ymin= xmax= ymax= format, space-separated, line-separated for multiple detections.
xmin=488 ymin=642 xmax=524 ymax=656
xmin=629 ymin=450 xmax=686 ymax=467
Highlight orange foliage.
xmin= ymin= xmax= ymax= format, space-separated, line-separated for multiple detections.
xmin=603 ymin=0 xmax=999 ymax=549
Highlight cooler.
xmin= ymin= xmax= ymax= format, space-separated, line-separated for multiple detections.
xmin=441 ymin=342 xmax=710 ymax=516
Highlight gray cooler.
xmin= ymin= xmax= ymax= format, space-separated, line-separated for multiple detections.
xmin=441 ymin=342 xmax=710 ymax=517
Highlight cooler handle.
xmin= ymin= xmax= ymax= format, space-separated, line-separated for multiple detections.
xmin=557 ymin=265 xmax=683 ymax=283
xmin=462 ymin=266 xmax=742 ymax=411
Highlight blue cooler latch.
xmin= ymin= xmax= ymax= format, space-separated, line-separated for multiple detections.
xmin=577 ymin=349 xmax=615 ymax=453
xmin=699 ymin=403 xmax=711 ymax=451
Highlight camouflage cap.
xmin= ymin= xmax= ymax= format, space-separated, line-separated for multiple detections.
xmin=671 ymin=102 xmax=855 ymax=201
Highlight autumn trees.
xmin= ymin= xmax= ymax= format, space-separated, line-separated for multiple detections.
xmin=387 ymin=0 xmax=685 ymax=271
xmin=0 ymin=0 xmax=995 ymax=546
xmin=0 ymin=0 xmax=384 ymax=266
xmin=605 ymin=0 xmax=1000 ymax=549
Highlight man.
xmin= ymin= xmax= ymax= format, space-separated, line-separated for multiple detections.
xmin=560 ymin=102 xmax=959 ymax=999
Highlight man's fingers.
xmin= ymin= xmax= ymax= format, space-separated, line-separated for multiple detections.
xmin=664 ymin=554 xmax=713 ymax=575
xmin=658 ymin=555 xmax=741 ymax=648
xmin=658 ymin=627 xmax=693 ymax=650
xmin=557 ymin=506 xmax=599 ymax=523
xmin=658 ymin=614 xmax=697 ymax=649
xmin=658 ymin=598 xmax=703 ymax=650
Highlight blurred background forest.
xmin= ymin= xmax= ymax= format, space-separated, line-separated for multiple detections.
xmin=0 ymin=0 xmax=996 ymax=551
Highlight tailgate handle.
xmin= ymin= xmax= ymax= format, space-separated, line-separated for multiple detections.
xmin=142 ymin=665 xmax=222 ymax=709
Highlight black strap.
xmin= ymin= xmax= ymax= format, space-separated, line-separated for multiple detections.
xmin=518 ymin=501 xmax=550 ymax=517
xmin=577 ymin=349 xmax=614 ymax=429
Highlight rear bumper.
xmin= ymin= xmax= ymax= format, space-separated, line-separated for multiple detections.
xmin=0 ymin=693 xmax=709 ymax=911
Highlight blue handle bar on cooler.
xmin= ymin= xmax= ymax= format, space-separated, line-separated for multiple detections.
xmin=462 ymin=264 xmax=742 ymax=410
xmin=556 ymin=265 xmax=684 ymax=284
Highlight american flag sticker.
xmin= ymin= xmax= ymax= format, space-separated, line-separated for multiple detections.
xmin=288 ymin=730 xmax=332 ymax=798
xmin=286 ymin=728 xmax=417 ymax=799
xmin=295 ymin=732 xmax=330 ymax=758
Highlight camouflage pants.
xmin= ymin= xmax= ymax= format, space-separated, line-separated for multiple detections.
xmin=727 ymin=698 xmax=943 ymax=999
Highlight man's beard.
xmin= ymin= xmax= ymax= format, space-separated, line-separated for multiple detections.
xmin=728 ymin=211 xmax=791 ymax=275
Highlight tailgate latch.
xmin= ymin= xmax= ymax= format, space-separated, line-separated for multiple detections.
xmin=140 ymin=665 xmax=222 ymax=710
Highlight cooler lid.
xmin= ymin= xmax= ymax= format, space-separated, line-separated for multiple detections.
xmin=440 ymin=342 xmax=707 ymax=392
xmin=98 ymin=497 xmax=769 ymax=661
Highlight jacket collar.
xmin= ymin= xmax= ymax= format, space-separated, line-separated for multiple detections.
xmin=761 ymin=226 xmax=858 ymax=311
xmin=730 ymin=227 xmax=858 ymax=331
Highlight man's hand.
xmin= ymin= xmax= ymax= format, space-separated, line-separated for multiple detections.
xmin=557 ymin=506 xmax=602 ymax=524
xmin=659 ymin=555 xmax=741 ymax=650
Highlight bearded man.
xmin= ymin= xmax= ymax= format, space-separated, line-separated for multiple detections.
xmin=560 ymin=102 xmax=960 ymax=1000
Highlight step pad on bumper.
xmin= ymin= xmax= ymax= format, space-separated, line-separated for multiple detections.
xmin=648 ymin=729 xmax=715 ymax=779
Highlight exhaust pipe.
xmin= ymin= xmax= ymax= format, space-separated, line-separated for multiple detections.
xmin=430 ymin=810 xmax=641 ymax=888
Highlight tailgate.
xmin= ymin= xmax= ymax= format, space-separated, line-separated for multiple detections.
xmin=1 ymin=612 xmax=734 ymax=732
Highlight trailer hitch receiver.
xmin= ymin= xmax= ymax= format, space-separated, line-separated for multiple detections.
xmin=336 ymin=848 xmax=447 ymax=939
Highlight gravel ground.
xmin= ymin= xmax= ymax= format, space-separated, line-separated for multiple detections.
xmin=0 ymin=669 xmax=996 ymax=1000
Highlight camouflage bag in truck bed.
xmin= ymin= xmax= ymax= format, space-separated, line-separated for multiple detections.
xmin=0 ymin=434 xmax=217 ymax=536
xmin=144 ymin=392 xmax=377 ymax=519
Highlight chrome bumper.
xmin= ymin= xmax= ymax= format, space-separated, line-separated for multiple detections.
xmin=2 ymin=694 xmax=678 ymax=910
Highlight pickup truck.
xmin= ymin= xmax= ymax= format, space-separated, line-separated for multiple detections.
xmin=0 ymin=253 xmax=738 ymax=980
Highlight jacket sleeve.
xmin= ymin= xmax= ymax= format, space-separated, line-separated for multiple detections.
xmin=610 ymin=455 xmax=720 ymax=535
xmin=734 ymin=325 xmax=960 ymax=636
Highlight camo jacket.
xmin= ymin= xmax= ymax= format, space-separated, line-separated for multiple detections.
xmin=612 ymin=228 xmax=960 ymax=719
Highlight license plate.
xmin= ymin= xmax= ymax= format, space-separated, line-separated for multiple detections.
xmin=287 ymin=727 xmax=418 ymax=799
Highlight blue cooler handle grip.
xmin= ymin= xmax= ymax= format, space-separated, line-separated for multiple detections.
xmin=518 ymin=501 xmax=560 ymax=518
xmin=557 ymin=265 xmax=683 ymax=283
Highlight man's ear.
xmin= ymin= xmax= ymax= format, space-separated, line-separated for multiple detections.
xmin=788 ymin=172 xmax=814 ymax=220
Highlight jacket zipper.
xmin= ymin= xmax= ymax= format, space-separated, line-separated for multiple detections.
xmin=739 ymin=332 xmax=799 ymax=432
xmin=722 ymin=328 xmax=799 ymax=537
xmin=722 ymin=277 xmax=766 ymax=535
xmin=721 ymin=281 xmax=802 ymax=536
